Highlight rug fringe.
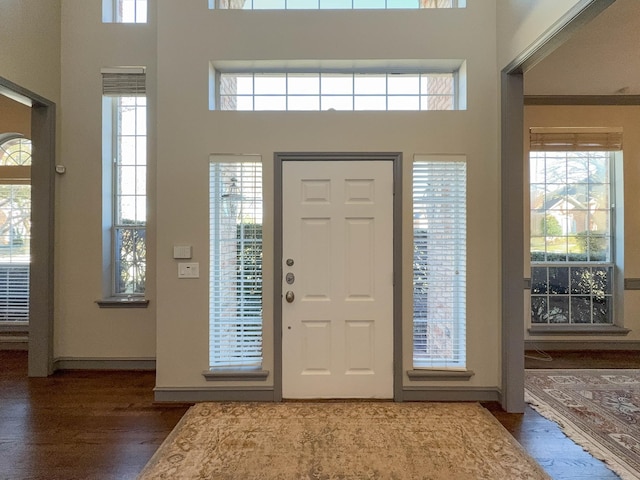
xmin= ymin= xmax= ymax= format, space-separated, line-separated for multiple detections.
xmin=525 ymin=390 xmax=638 ymax=480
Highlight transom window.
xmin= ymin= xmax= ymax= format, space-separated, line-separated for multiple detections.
xmin=103 ymin=0 xmax=147 ymax=23
xmin=529 ymin=128 xmax=622 ymax=326
xmin=210 ymin=0 xmax=464 ymax=9
xmin=216 ymin=72 xmax=457 ymax=111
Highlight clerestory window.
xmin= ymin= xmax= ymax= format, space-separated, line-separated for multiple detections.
xmin=529 ymin=128 xmax=623 ymax=327
xmin=210 ymin=0 xmax=464 ymax=10
xmin=214 ymin=71 xmax=461 ymax=111
xmin=103 ymin=0 xmax=147 ymax=23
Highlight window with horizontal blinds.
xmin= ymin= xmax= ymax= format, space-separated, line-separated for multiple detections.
xmin=209 ymin=157 xmax=263 ymax=369
xmin=101 ymin=68 xmax=146 ymax=96
xmin=412 ymin=157 xmax=466 ymax=369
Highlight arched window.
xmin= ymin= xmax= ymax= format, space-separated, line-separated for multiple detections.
xmin=0 ymin=133 xmax=32 ymax=323
xmin=0 ymin=134 xmax=32 ymax=166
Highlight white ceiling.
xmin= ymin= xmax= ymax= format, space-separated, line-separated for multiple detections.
xmin=524 ymin=0 xmax=640 ymax=96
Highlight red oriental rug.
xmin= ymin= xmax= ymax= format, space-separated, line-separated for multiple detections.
xmin=526 ymin=369 xmax=640 ymax=480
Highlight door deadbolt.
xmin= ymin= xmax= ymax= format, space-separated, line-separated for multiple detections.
xmin=286 ymin=272 xmax=295 ymax=285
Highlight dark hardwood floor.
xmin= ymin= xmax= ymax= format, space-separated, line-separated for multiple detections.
xmin=1 ymin=349 xmax=636 ymax=479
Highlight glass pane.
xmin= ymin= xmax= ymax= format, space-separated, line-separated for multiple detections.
xmin=387 ymin=96 xmax=419 ymax=110
xmin=571 ymin=296 xmax=592 ymax=323
xmin=387 ymin=76 xmax=419 ymax=95
xmin=287 ymin=0 xmax=319 ymax=7
xmin=548 ymin=267 xmax=569 ymax=294
xmin=531 ymin=267 xmax=547 ymax=294
xmin=136 ymin=106 xmax=147 ymax=135
xmin=589 ymin=155 xmax=609 ymax=183
xmin=354 ymin=75 xmax=386 ymax=95
xmin=422 ymin=95 xmax=453 ymax=111
xmin=253 ymin=0 xmax=286 ymax=8
xmin=136 ymin=138 xmax=147 ymax=166
xmin=319 ymin=0 xmax=352 ymax=8
xmin=136 ymin=166 xmax=147 ymax=196
xmin=288 ymin=96 xmax=320 ymax=111
xmin=235 ymin=96 xmax=254 ymax=111
xmin=321 ymin=75 xmax=353 ymax=95
xmin=119 ymin=106 xmax=138 ymax=136
xmin=531 ymin=296 xmax=547 ymax=324
xmin=118 ymin=166 xmax=137 ymax=195
xmin=387 ymin=0 xmax=419 ymax=8
xmin=287 ymin=74 xmax=320 ymax=95
xmin=254 ymin=75 xmax=286 ymax=94
xmin=118 ymin=137 xmax=137 ymax=165
xmin=135 ymin=196 xmax=146 ymax=222
xmin=254 ymin=96 xmax=286 ymax=110
xmin=593 ymin=296 xmax=611 ymax=324
xmin=354 ymin=96 xmax=386 ymax=110
xmin=588 ymin=235 xmax=609 ymax=262
xmin=321 ymin=96 xmax=353 ymax=111
xmin=570 ymin=267 xmax=592 ymax=294
xmin=548 ymin=296 xmax=569 ymax=323
xmin=115 ymin=227 xmax=146 ymax=294
xmin=545 ymin=156 xmax=568 ymax=184
xmin=118 ymin=196 xmax=136 ymax=223
xmin=529 ymin=154 xmax=546 ymax=183
xmin=592 ymin=266 xmax=612 ymax=295
xmin=546 ymin=236 xmax=568 ymax=261
xmin=354 ymin=0 xmax=385 ymax=8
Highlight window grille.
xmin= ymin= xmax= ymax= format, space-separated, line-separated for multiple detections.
xmin=209 ymin=157 xmax=263 ymax=369
xmin=102 ymin=68 xmax=147 ymax=296
xmin=217 ymin=72 xmax=456 ymax=111
xmin=529 ymin=129 xmax=620 ymax=326
xmin=412 ymin=157 xmax=466 ymax=369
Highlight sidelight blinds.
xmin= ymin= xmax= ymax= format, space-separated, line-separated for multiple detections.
xmin=209 ymin=157 xmax=263 ymax=369
xmin=412 ymin=157 xmax=466 ymax=369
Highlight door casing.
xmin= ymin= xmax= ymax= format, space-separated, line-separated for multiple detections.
xmin=273 ymin=152 xmax=403 ymax=401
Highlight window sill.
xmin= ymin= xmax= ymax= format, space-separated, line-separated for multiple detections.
xmin=96 ymin=298 xmax=149 ymax=309
xmin=407 ymin=369 xmax=475 ymax=381
xmin=528 ymin=325 xmax=631 ymax=336
xmin=203 ymin=369 xmax=270 ymax=381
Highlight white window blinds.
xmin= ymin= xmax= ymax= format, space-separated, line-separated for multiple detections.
xmin=101 ymin=67 xmax=146 ymax=96
xmin=412 ymin=156 xmax=466 ymax=369
xmin=209 ymin=157 xmax=263 ymax=369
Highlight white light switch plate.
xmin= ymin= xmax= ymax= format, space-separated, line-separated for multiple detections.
xmin=178 ymin=262 xmax=199 ymax=278
xmin=173 ymin=245 xmax=192 ymax=259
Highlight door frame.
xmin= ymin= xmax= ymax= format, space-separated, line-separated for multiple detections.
xmin=274 ymin=152 xmax=403 ymax=401
xmin=0 ymin=76 xmax=56 ymax=377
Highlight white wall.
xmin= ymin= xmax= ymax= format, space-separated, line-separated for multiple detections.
xmin=154 ymin=1 xmax=502 ymax=391
xmin=55 ymin=0 xmax=158 ymax=360
xmin=0 ymin=0 xmax=62 ymax=104
xmin=525 ymin=105 xmax=640 ymax=344
xmin=496 ymin=0 xmax=582 ymax=70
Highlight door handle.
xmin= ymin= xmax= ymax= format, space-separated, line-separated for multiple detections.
xmin=285 ymin=291 xmax=295 ymax=303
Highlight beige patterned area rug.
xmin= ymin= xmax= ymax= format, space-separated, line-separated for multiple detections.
xmin=138 ymin=402 xmax=549 ymax=480
xmin=526 ymin=369 xmax=640 ymax=480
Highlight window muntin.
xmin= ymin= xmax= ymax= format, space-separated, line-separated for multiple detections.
xmin=209 ymin=157 xmax=263 ymax=369
xmin=530 ymin=150 xmax=616 ymax=326
xmin=211 ymin=0 xmax=464 ymax=9
xmin=412 ymin=157 xmax=466 ymax=369
xmin=217 ymin=72 xmax=456 ymax=111
xmin=103 ymin=0 xmax=148 ymax=23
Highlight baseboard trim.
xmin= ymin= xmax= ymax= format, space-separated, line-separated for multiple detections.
xmin=53 ymin=357 xmax=156 ymax=371
xmin=0 ymin=336 xmax=28 ymax=350
xmin=525 ymin=340 xmax=640 ymax=351
xmin=155 ymin=386 xmax=276 ymax=402
xmin=402 ymin=387 xmax=500 ymax=402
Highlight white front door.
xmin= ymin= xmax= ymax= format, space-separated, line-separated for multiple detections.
xmin=282 ymin=160 xmax=394 ymax=399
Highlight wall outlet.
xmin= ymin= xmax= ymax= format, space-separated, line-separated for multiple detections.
xmin=178 ymin=262 xmax=199 ymax=278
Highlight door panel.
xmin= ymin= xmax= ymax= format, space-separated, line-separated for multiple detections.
xmin=282 ymin=160 xmax=393 ymax=399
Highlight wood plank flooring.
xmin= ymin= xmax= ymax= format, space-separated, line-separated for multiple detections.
xmin=0 ymin=349 xmax=636 ymax=479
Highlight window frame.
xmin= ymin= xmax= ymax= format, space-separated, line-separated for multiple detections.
xmin=208 ymin=156 xmax=265 ymax=373
xmin=209 ymin=0 xmax=465 ymax=10
xmin=527 ymin=128 xmax=625 ymax=332
xmin=100 ymin=68 xmax=148 ymax=303
xmin=212 ymin=69 xmax=461 ymax=112
xmin=411 ymin=155 xmax=467 ymax=371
